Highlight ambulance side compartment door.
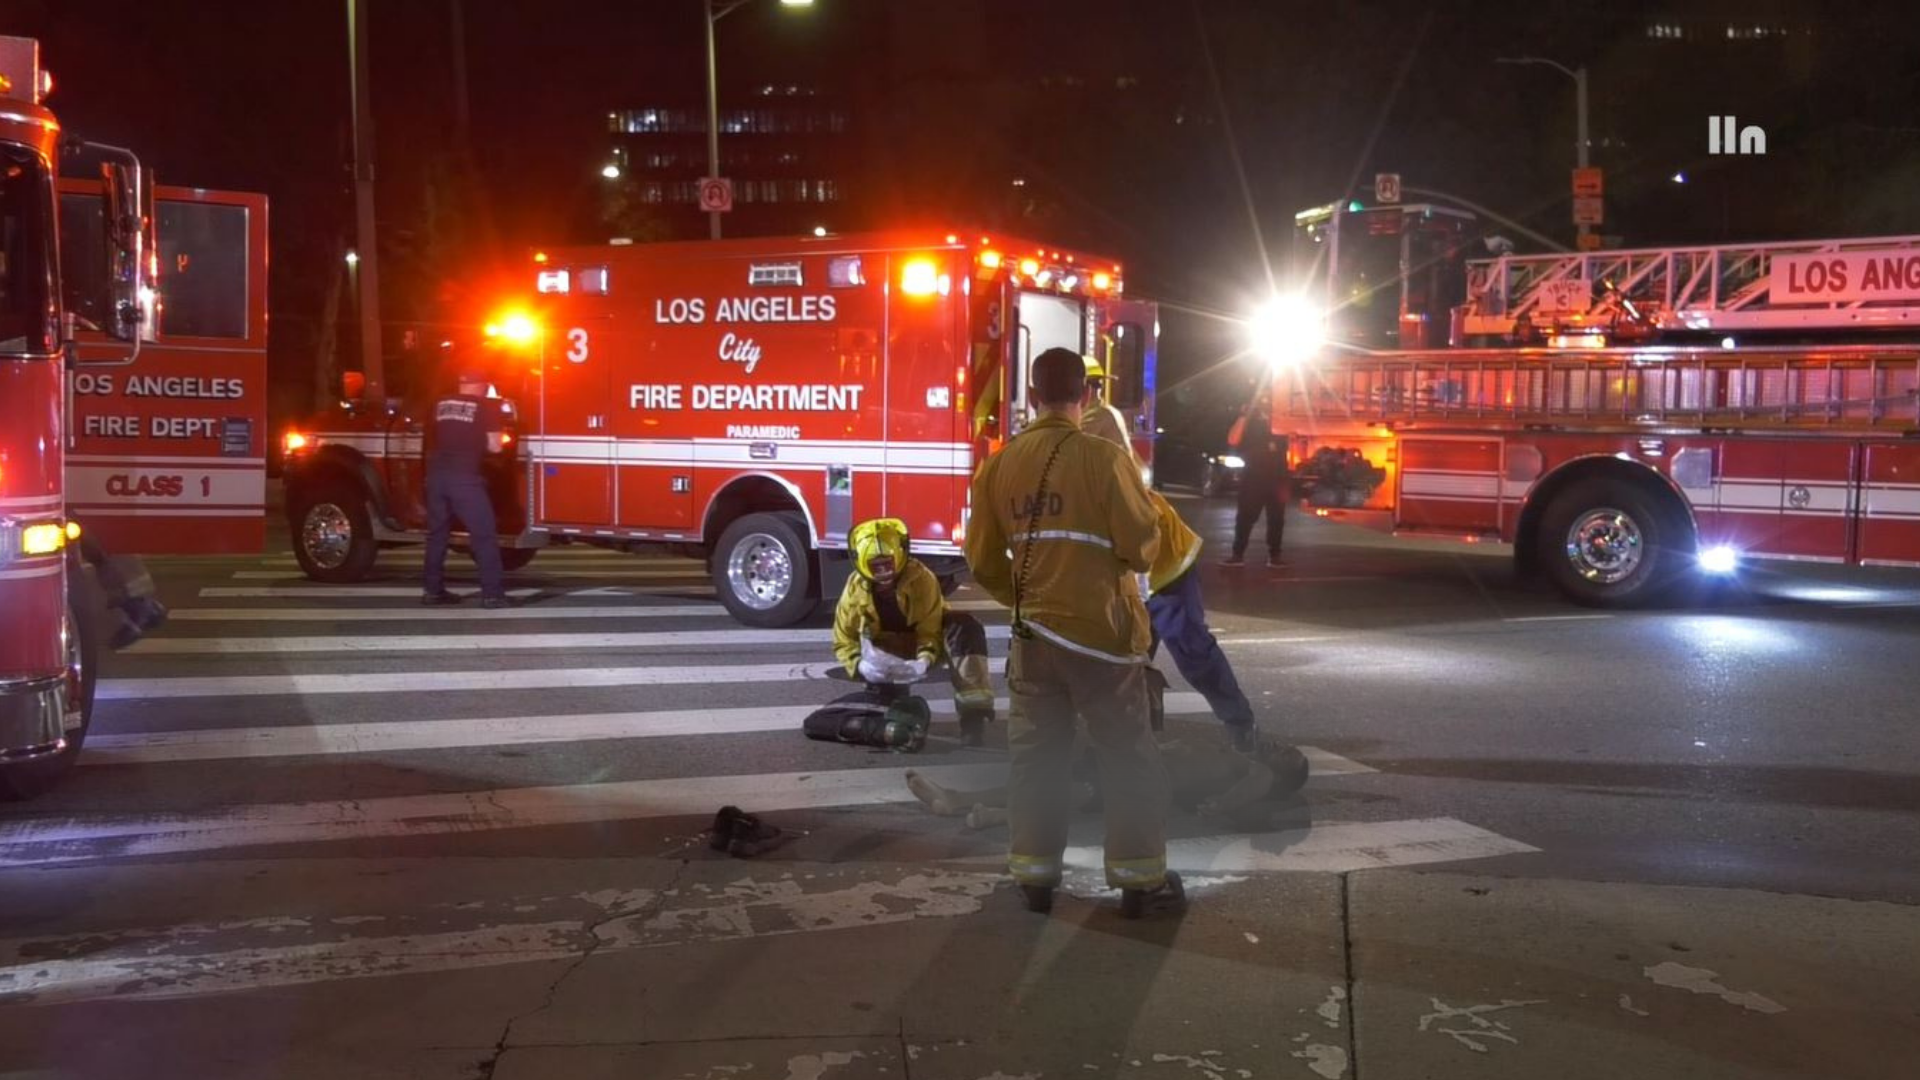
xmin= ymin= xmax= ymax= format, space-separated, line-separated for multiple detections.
xmin=536 ymin=316 xmax=614 ymax=525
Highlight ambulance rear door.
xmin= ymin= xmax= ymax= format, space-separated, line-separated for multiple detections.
xmin=1101 ymin=298 xmax=1158 ymax=467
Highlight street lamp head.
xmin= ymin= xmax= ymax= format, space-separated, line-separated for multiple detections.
xmin=601 ymin=163 xmax=622 ymax=179
xmin=344 ymin=250 xmax=360 ymax=266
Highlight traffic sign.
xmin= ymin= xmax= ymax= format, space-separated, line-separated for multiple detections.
xmin=1374 ymin=173 xmax=1401 ymax=204
xmin=1572 ymin=196 xmax=1604 ymax=226
xmin=1572 ymin=167 xmax=1604 ymax=198
xmin=698 ymin=178 xmax=734 ymax=213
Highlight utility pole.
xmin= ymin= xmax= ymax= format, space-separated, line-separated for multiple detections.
xmin=348 ymin=0 xmax=386 ymax=404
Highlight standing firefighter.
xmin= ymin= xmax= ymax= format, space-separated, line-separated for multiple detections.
xmin=965 ymin=346 xmax=1183 ymax=918
xmin=1224 ymin=389 xmax=1289 ymax=567
xmin=422 ymin=369 xmax=511 ymax=608
xmin=831 ymin=518 xmax=997 ymax=746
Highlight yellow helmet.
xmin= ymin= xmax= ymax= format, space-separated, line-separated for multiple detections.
xmin=849 ymin=517 xmax=911 ymax=581
xmin=1082 ymin=354 xmax=1107 ymax=380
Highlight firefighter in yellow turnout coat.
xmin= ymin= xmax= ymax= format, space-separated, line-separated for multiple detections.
xmin=965 ymin=347 xmax=1181 ymax=917
xmin=833 ymin=518 xmax=998 ymax=745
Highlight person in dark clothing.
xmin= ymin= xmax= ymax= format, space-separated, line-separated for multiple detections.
xmin=422 ymin=370 xmax=510 ymax=607
xmin=1223 ymin=391 xmax=1290 ymax=568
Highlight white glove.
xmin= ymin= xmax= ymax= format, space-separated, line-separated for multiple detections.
xmin=905 ymin=657 xmax=932 ymax=681
xmin=857 ymin=657 xmax=891 ymax=683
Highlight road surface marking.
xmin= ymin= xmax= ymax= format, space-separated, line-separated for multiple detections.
xmin=0 ymin=764 xmax=1011 ymax=868
xmin=0 ymin=869 xmax=1002 ymax=1006
xmin=230 ymin=568 xmax=716 ymax=581
xmin=97 ymin=659 xmax=1002 ymax=699
xmin=1219 ymin=635 xmax=1341 ymax=645
xmin=954 ymin=817 xmax=1535 ymax=875
xmin=166 ymin=599 xmax=1007 ymax=622
xmin=1503 ymin=614 xmax=1615 ymax=623
xmin=83 ymin=693 xmax=1341 ymax=765
xmin=197 ymin=585 xmax=712 ymax=598
xmin=120 ymin=626 xmax=1017 ymax=654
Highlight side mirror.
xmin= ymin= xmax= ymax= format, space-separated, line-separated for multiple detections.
xmin=99 ymin=154 xmax=148 ymax=344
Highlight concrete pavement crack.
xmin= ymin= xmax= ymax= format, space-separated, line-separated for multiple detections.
xmin=1341 ymin=872 xmax=1360 ymax=1080
xmin=473 ymin=860 xmax=690 ymax=1079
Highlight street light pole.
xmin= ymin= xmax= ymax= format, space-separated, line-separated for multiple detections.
xmin=347 ymin=0 xmax=386 ymax=405
xmin=702 ymin=0 xmax=812 ymax=241
xmin=1497 ymin=56 xmax=1590 ymax=245
xmin=704 ymin=0 xmax=725 ymax=240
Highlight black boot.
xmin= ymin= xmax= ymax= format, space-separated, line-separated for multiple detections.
xmin=1018 ymin=884 xmax=1054 ymax=914
xmin=1120 ymin=871 xmax=1186 ymax=919
xmin=957 ymin=709 xmax=991 ymax=748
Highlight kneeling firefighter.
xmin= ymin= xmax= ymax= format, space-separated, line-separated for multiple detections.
xmin=807 ymin=518 xmax=997 ymax=748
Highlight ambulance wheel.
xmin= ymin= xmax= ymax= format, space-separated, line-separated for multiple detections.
xmin=291 ymin=481 xmax=378 ymax=583
xmin=714 ymin=512 xmax=818 ymax=627
xmin=0 ymin=590 xmax=99 ymax=801
xmin=1538 ymin=479 xmax=1690 ymax=609
xmin=498 ymin=549 xmax=538 ymax=571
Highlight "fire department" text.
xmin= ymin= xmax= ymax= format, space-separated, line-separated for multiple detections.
xmin=630 ymin=383 xmax=865 ymax=411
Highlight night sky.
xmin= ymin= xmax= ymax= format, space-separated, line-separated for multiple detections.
xmin=13 ymin=0 xmax=1920 ymax=426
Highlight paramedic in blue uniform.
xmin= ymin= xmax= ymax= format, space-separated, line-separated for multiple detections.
xmin=422 ymin=370 xmax=511 ymax=608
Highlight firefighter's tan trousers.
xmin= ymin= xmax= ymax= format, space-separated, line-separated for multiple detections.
xmin=868 ymin=612 xmax=995 ymax=717
xmin=1004 ymin=634 xmax=1170 ymax=890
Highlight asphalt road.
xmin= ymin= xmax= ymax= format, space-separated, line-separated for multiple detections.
xmin=2 ymin=490 xmax=1916 ymax=1079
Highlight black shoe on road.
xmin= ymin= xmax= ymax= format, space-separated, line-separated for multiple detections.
xmin=1266 ymin=554 xmax=1288 ymax=568
xmin=1226 ymin=725 xmax=1260 ymax=754
xmin=1220 ymin=553 xmax=1246 ymax=567
xmin=421 ymin=591 xmax=462 ymax=606
xmin=1019 ymin=884 xmax=1055 ymax=914
xmin=480 ymin=595 xmax=513 ymax=609
xmin=1120 ymin=871 xmax=1187 ymax=920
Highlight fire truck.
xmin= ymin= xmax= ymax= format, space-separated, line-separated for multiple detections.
xmin=1 ymin=37 xmax=147 ymax=798
xmin=1262 ymin=199 xmax=1920 ymax=607
xmin=283 ymin=230 xmax=1156 ymax=625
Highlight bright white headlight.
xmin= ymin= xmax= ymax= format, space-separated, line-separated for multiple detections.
xmin=1249 ymin=293 xmax=1325 ymax=367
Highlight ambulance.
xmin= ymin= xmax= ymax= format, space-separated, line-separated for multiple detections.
xmin=283 ymin=230 xmax=1158 ymax=624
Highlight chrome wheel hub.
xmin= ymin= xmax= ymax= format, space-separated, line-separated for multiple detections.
xmin=301 ymin=503 xmax=354 ymax=569
xmin=727 ymin=533 xmax=793 ymax=610
xmin=1564 ymin=507 xmax=1644 ymax=585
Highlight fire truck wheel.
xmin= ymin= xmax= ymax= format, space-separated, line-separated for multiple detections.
xmin=0 ymin=593 xmax=99 ymax=801
xmin=714 ymin=512 xmax=819 ymax=627
xmin=291 ymin=482 xmax=378 ymax=583
xmin=1538 ymin=480 xmax=1689 ymax=608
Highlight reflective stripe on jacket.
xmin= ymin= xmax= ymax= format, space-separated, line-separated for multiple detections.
xmin=831 ymin=558 xmax=945 ymax=675
xmin=965 ymin=413 xmax=1160 ymax=663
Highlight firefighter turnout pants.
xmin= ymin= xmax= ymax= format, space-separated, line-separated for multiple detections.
xmin=868 ymin=612 xmax=995 ymax=718
xmin=1004 ymin=634 xmax=1169 ymax=891
xmin=424 ymin=472 xmax=506 ymax=599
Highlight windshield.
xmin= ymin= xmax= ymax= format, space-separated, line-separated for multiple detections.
xmin=0 ymin=144 xmax=56 ymax=356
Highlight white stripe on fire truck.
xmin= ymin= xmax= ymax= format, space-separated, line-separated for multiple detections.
xmin=66 ymin=455 xmax=267 ymax=467
xmin=0 ymin=494 xmax=61 ymax=512
xmin=0 ymin=564 xmax=63 ymax=582
xmin=1865 ymin=484 xmax=1920 ymax=520
xmin=120 ymin=625 xmax=1017 ymax=655
xmin=96 ymin=657 xmax=1009 ymax=700
xmin=81 ymin=691 xmax=1210 ymax=766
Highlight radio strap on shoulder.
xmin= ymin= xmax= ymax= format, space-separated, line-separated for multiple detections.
xmin=1011 ymin=432 xmax=1074 ymax=639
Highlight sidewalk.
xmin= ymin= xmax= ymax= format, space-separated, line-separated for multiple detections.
xmin=488 ymin=858 xmax=1914 ymax=1080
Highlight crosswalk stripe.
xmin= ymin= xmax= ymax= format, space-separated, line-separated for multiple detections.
xmin=0 ymin=763 xmax=1010 ymax=868
xmin=196 ymin=585 xmax=712 ymax=598
xmin=953 ymin=817 xmax=1537 ymax=875
xmin=81 ymin=692 xmax=1263 ymax=764
xmin=230 ymin=569 xmax=710 ymax=581
xmin=167 ymin=599 xmax=1008 ymax=622
xmin=121 ymin=625 xmax=1018 ymax=654
xmin=257 ymin=552 xmax=698 ymax=565
xmin=97 ymin=659 xmax=1005 ymax=699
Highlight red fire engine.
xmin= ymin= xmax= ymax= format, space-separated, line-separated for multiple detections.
xmin=283 ymin=231 xmax=1157 ymax=625
xmin=1 ymin=37 xmax=269 ymax=798
xmin=1263 ymin=200 xmax=1920 ymax=607
xmin=2 ymin=37 xmax=144 ymax=797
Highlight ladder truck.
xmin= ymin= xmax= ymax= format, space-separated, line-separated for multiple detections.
xmin=1260 ymin=200 xmax=1920 ymax=607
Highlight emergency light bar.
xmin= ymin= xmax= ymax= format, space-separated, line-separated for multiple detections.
xmin=749 ymin=262 xmax=804 ymax=287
